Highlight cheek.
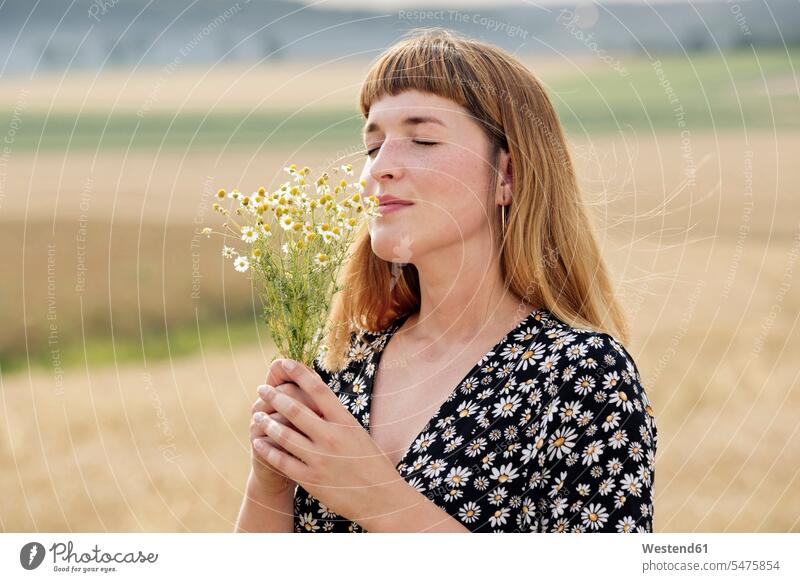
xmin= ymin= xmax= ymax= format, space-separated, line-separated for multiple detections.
xmin=367 ymin=149 xmax=492 ymax=261
xmin=427 ymin=148 xmax=490 ymax=200
xmin=419 ymin=157 xmax=491 ymax=231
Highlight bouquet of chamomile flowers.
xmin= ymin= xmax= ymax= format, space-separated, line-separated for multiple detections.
xmin=203 ymin=163 xmax=380 ymax=367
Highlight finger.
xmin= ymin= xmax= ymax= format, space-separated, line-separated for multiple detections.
xmin=252 ymin=387 xmax=308 ymax=453
xmin=256 ymin=381 xmax=321 ymax=428
xmin=254 ymin=410 xmax=316 ymax=463
xmin=254 ymin=382 xmax=306 ymax=411
xmin=267 ymin=359 xmax=345 ymax=423
xmin=260 ymin=383 xmax=323 ymax=419
xmin=264 ymin=388 xmax=327 ymax=444
xmin=250 ymin=413 xmax=287 ymax=456
xmin=253 ymin=438 xmax=313 ymax=484
xmin=252 ymin=397 xmax=294 ymax=429
xmin=251 ymin=437 xmax=282 ymax=467
xmin=251 ymin=436 xmax=299 ymax=479
xmin=271 ymin=382 xmax=324 ymax=416
xmin=250 ymin=398 xmax=299 ymax=455
xmin=252 ymin=395 xmax=276 ymax=415
xmin=250 ymin=411 xmax=290 ymax=437
xmin=256 ymin=382 xmax=321 ymax=418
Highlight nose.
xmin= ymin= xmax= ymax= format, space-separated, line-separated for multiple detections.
xmin=368 ymin=137 xmax=405 ymax=183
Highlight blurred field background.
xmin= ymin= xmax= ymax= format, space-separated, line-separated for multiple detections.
xmin=1 ymin=0 xmax=799 ymax=533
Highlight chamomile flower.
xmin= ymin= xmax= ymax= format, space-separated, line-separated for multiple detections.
xmin=233 ymin=256 xmax=249 ymax=272
xmin=241 ymin=226 xmax=258 ymax=243
xmin=314 ymin=253 xmax=330 ymax=266
xmin=318 ymin=231 xmax=336 ymax=244
xmin=221 ymin=246 xmax=236 ymax=259
xmin=279 ymin=215 xmax=295 ymax=231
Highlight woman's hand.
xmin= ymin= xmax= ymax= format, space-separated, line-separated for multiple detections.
xmin=249 ymin=373 xmax=323 ymax=497
xmin=252 ymin=358 xmax=402 ymax=522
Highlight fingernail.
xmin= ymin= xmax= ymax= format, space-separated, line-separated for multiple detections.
xmin=253 ymin=411 xmax=267 ymax=423
xmin=258 ymin=384 xmax=274 ymax=399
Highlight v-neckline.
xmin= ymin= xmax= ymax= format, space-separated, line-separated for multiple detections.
xmin=364 ymin=307 xmax=544 ymax=472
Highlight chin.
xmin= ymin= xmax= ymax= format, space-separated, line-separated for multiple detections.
xmin=369 ymin=223 xmax=419 ymax=264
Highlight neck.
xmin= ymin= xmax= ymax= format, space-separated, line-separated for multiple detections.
xmin=401 ymin=234 xmax=535 ymax=347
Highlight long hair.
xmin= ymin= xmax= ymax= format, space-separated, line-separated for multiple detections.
xmin=320 ymin=27 xmax=628 ymax=372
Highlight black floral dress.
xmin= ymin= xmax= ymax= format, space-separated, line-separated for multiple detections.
xmin=293 ymin=308 xmax=658 ymax=533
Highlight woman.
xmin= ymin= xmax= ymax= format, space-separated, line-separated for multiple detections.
xmin=235 ymin=28 xmax=657 ymax=533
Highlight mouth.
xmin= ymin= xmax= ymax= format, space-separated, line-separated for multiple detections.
xmin=377 ymin=200 xmax=414 ymax=216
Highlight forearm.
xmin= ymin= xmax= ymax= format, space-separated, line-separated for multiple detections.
xmin=234 ymin=472 xmax=295 ymax=533
xmin=356 ymin=480 xmax=470 ymax=533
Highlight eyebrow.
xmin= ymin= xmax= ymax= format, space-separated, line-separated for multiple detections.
xmin=362 ymin=115 xmax=446 ymax=137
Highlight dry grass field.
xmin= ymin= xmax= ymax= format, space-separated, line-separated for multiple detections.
xmin=1 ymin=56 xmax=798 ymax=532
xmin=0 ymin=57 xmax=584 ymax=114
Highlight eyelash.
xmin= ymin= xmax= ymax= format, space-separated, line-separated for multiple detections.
xmin=363 ymin=140 xmax=438 ymax=158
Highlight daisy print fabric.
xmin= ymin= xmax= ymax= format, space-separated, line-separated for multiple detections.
xmin=293 ymin=308 xmax=658 ymax=533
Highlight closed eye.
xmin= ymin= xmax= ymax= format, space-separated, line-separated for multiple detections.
xmin=364 ymin=140 xmax=439 ymax=158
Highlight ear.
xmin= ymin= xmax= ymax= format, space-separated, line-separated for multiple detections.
xmin=495 ymin=148 xmax=513 ymax=206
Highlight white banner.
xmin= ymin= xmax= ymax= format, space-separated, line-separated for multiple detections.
xmin=1 ymin=533 xmax=797 ymax=581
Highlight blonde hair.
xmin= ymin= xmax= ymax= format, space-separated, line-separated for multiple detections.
xmin=321 ymin=27 xmax=628 ymax=372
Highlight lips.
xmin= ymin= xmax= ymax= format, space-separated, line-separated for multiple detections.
xmin=377 ymin=202 xmax=412 ymax=216
xmin=376 ymin=195 xmax=414 ymax=216
xmin=377 ymin=195 xmax=414 ymax=207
